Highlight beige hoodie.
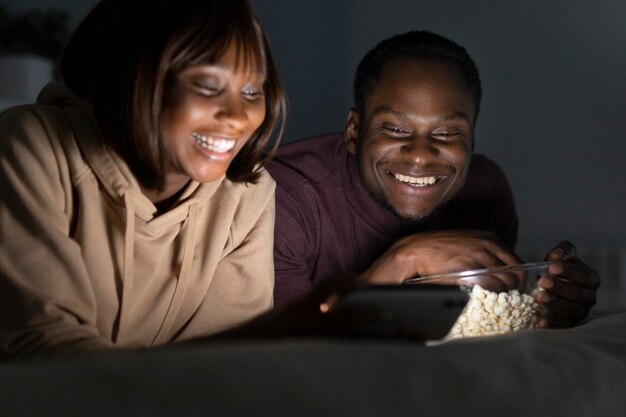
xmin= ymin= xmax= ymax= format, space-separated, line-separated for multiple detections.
xmin=0 ymin=83 xmax=275 ymax=358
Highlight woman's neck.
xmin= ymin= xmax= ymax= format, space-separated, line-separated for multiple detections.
xmin=141 ymin=175 xmax=191 ymax=214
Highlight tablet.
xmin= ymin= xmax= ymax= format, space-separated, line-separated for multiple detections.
xmin=338 ymin=284 xmax=469 ymax=341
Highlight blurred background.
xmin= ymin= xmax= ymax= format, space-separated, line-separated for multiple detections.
xmin=1 ymin=0 xmax=625 ymax=310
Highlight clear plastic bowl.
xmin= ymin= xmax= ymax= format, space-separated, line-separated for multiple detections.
xmin=403 ymin=261 xmax=556 ymax=338
xmin=403 ymin=261 xmax=555 ymax=294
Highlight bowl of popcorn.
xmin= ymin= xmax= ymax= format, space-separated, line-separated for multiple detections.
xmin=403 ymin=261 xmax=555 ymax=339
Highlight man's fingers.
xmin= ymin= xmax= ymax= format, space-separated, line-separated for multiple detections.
xmin=539 ymin=294 xmax=588 ymax=328
xmin=495 ymin=246 xmax=524 ymax=266
xmin=545 ymin=240 xmax=577 ymax=261
xmin=546 ymin=262 xmax=600 ymax=289
xmin=309 ymin=274 xmax=363 ymax=305
xmin=538 ymin=275 xmax=597 ymax=307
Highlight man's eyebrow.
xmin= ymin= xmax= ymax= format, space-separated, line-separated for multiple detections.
xmin=435 ymin=112 xmax=471 ymax=122
xmin=373 ymin=107 xmax=471 ymax=123
xmin=373 ymin=106 xmax=409 ymax=119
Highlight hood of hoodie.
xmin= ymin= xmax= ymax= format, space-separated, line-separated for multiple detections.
xmin=37 ymin=82 xmax=224 ymax=227
xmin=36 ymin=82 xmax=226 ymax=344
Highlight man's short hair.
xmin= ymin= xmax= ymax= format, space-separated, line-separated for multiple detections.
xmin=353 ymin=30 xmax=482 ymax=119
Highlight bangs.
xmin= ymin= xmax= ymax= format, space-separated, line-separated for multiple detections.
xmin=165 ymin=5 xmax=266 ymax=75
xmin=60 ymin=0 xmax=284 ymax=190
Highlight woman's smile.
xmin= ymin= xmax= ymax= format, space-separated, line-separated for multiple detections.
xmin=191 ymin=132 xmax=239 ymax=161
xmin=159 ymin=42 xmax=267 ymax=187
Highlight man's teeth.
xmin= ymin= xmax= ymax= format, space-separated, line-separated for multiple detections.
xmin=394 ymin=173 xmax=437 ymax=187
xmin=191 ymin=133 xmax=235 ymax=153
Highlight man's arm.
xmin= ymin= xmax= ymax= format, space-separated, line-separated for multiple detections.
xmin=360 ymin=229 xmax=523 ymax=285
xmin=484 ymin=156 xmax=518 ymax=250
xmin=270 ymin=165 xmax=321 ymax=305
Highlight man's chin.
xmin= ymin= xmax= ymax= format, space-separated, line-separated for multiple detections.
xmin=375 ymin=195 xmax=443 ymax=226
xmin=393 ymin=208 xmax=442 ymax=226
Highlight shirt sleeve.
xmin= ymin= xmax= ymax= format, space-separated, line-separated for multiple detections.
xmin=486 ymin=161 xmax=519 ymax=250
xmin=267 ymin=163 xmax=321 ymax=305
xmin=0 ymin=107 xmax=113 ymax=359
xmin=441 ymin=155 xmax=519 ymax=251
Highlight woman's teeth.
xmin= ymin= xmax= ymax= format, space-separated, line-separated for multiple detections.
xmin=191 ymin=133 xmax=235 ymax=153
xmin=394 ymin=173 xmax=437 ymax=187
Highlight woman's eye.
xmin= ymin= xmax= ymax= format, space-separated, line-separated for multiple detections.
xmin=242 ymin=88 xmax=265 ymax=100
xmin=189 ymin=75 xmax=222 ymax=95
xmin=194 ymin=82 xmax=220 ymax=95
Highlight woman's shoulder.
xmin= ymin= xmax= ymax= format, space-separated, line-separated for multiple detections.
xmin=0 ymin=104 xmax=66 ymax=156
xmin=0 ymin=83 xmax=95 ymax=151
xmin=205 ymin=166 xmax=275 ymax=211
xmin=227 ymin=166 xmax=275 ymax=202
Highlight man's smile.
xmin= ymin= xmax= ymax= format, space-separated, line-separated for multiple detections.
xmin=392 ymin=172 xmax=441 ymax=187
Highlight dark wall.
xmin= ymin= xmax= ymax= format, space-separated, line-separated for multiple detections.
xmin=5 ymin=0 xmax=625 ymax=248
xmin=252 ymin=0 xmax=626 ymax=248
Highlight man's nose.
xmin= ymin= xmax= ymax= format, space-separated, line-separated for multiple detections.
xmin=400 ymin=134 xmax=439 ymax=163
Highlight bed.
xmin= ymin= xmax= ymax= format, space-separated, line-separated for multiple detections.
xmin=2 ymin=310 xmax=625 ymax=416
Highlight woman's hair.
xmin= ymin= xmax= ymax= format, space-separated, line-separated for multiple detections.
xmin=61 ymin=0 xmax=286 ymax=189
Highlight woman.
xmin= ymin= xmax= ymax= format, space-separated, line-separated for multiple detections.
xmin=0 ymin=0 xmax=290 ymax=357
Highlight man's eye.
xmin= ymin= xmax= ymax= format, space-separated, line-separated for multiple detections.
xmin=433 ymin=131 xmax=460 ymax=139
xmin=382 ymin=125 xmax=409 ymax=135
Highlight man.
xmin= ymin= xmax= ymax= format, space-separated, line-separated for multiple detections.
xmin=266 ymin=31 xmax=598 ymax=328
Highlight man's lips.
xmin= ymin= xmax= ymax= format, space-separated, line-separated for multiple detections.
xmin=387 ymin=170 xmax=448 ymax=188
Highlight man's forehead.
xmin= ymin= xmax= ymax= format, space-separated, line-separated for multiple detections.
xmin=372 ymin=105 xmax=471 ymax=121
xmin=364 ymin=60 xmax=477 ymax=123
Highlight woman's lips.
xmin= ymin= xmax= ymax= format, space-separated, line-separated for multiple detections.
xmin=191 ymin=132 xmax=236 ymax=153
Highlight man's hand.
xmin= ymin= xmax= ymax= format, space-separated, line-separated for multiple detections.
xmin=535 ymin=241 xmax=600 ymax=328
xmin=361 ymin=230 xmax=522 ymax=285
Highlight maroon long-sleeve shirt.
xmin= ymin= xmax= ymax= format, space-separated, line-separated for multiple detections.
xmin=266 ymin=133 xmax=518 ymax=304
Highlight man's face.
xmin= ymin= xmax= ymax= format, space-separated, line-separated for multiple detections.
xmin=345 ymin=58 xmax=476 ymax=223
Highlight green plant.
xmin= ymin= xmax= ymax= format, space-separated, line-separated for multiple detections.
xmin=0 ymin=5 xmax=69 ymax=60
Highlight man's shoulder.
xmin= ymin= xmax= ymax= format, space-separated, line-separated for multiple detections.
xmin=266 ymin=132 xmax=346 ymax=187
xmin=457 ymin=153 xmax=512 ymax=201
xmin=469 ymin=153 xmax=506 ymax=176
xmin=466 ymin=153 xmax=510 ymax=188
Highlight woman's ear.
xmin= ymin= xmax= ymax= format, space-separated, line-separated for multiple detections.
xmin=344 ymin=108 xmax=359 ymax=155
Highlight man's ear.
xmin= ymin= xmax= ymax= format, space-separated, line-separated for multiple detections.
xmin=344 ymin=108 xmax=359 ymax=155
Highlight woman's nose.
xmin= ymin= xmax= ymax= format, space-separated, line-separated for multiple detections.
xmin=215 ymin=93 xmax=248 ymax=130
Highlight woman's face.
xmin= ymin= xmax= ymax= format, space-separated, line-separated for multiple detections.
xmin=159 ymin=42 xmax=267 ymax=188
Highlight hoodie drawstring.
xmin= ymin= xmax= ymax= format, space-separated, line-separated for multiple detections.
xmin=151 ymin=203 xmax=199 ymax=345
xmin=116 ymin=191 xmax=136 ymax=344
xmin=116 ymin=193 xmax=200 ymax=345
